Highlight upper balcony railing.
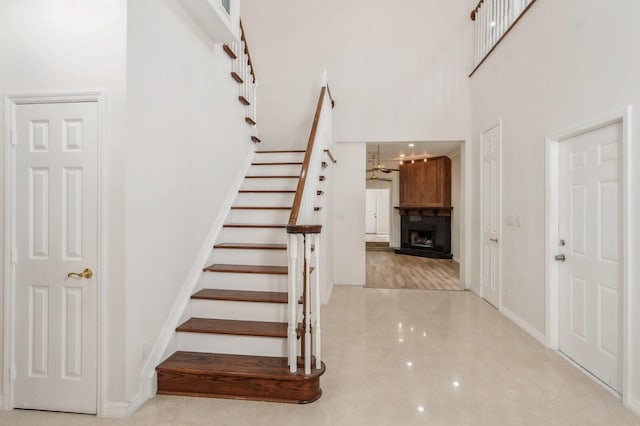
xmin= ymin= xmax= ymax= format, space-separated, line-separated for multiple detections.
xmin=470 ymin=0 xmax=537 ymax=77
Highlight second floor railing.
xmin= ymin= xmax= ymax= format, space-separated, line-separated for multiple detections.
xmin=286 ymin=71 xmax=335 ymax=374
xmin=470 ymin=0 xmax=537 ymax=76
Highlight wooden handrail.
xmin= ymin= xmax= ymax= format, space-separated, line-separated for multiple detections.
xmin=288 ymin=87 xmax=328 ymax=226
xmin=239 ymin=19 xmax=256 ymax=83
xmin=326 ymin=84 xmax=336 ymax=109
xmin=469 ymin=0 xmax=538 ymax=77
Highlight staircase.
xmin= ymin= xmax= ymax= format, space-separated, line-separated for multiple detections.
xmin=156 ymin=150 xmax=326 ymax=403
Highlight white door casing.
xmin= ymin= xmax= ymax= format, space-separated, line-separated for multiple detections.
xmin=365 ymin=190 xmax=377 ymax=234
xmin=558 ymin=121 xmax=622 ymax=393
xmin=480 ymin=122 xmax=501 ymax=308
xmin=11 ymin=100 xmax=99 ymax=414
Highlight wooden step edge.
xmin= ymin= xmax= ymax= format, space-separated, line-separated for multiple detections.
xmin=231 ymin=72 xmax=243 ymax=83
xmin=239 ymin=190 xmax=296 ymax=194
xmin=231 ymin=206 xmax=291 ymax=210
xmin=251 ymin=136 xmax=261 ymax=144
xmin=176 ymin=318 xmax=289 ymax=338
xmin=321 ymin=162 xmax=328 ymax=169
xmin=213 ymin=243 xmax=286 ymax=250
xmin=255 ymin=150 xmax=306 ymax=154
xmin=314 ymin=207 xmax=322 ymax=212
xmin=245 ymin=175 xmax=299 ymax=179
xmin=239 ymin=96 xmax=250 ymax=106
xmin=203 ymin=263 xmax=288 ymax=275
xmin=245 ymin=117 xmax=257 ymax=126
xmin=251 ymin=162 xmax=303 ymax=166
xmin=191 ymin=289 xmax=289 ymax=304
xmin=223 ymin=45 xmax=237 ymax=59
xmin=157 ymin=352 xmax=325 ymax=380
xmin=319 ymin=176 xmax=326 ymax=182
xmin=317 ymin=190 xmax=324 ymax=196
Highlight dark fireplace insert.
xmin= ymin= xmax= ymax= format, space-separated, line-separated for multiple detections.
xmin=394 ymin=207 xmax=453 ymax=259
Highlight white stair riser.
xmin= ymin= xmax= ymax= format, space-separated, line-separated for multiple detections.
xmin=191 ymin=299 xmax=288 ymax=322
xmin=178 ymin=332 xmax=288 ymax=357
xmin=242 ymin=177 xmax=299 ymax=191
xmin=222 ymin=227 xmax=287 ymax=244
xmin=247 ymin=164 xmax=301 ymax=176
xmin=228 ymin=209 xmax=290 ymax=224
xmin=213 ymin=248 xmax=288 ymax=266
xmin=202 ymin=272 xmax=288 ymax=292
xmin=254 ymin=153 xmax=305 ymax=163
xmin=234 ymin=192 xmax=294 ymax=207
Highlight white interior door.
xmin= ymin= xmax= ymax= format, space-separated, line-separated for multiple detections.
xmin=13 ymin=101 xmax=99 ymax=414
xmin=558 ymin=121 xmax=622 ymax=393
xmin=375 ymin=189 xmax=390 ymax=235
xmin=365 ymin=190 xmax=377 ymax=234
xmin=481 ymin=123 xmax=501 ymax=308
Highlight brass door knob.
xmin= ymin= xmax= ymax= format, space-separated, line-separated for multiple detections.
xmin=67 ymin=268 xmax=94 ymax=279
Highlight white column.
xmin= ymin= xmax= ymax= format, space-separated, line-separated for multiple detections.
xmin=304 ymin=235 xmax=312 ymax=375
xmin=287 ymin=233 xmax=298 ymax=372
xmin=313 ymin=233 xmax=322 ymax=370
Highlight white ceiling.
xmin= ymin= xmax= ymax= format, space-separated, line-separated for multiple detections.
xmin=366 ymin=141 xmax=461 ymax=167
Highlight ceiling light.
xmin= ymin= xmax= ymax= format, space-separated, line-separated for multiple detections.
xmin=399 ymin=161 xmax=403 ymax=165
xmin=406 ymin=361 xmax=413 ymax=367
xmin=453 ymin=381 xmax=460 ymax=388
xmin=423 ymin=158 xmax=427 ymax=162
xmin=408 ymin=143 xmax=415 ymax=147
xmin=411 ymin=160 xmax=415 ymax=164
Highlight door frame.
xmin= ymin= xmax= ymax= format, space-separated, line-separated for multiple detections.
xmin=479 ymin=119 xmax=503 ymax=308
xmin=3 ymin=92 xmax=106 ymax=414
xmin=545 ymin=107 xmax=632 ymax=402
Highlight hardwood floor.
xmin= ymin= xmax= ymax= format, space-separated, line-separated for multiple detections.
xmin=365 ymin=250 xmax=461 ymax=290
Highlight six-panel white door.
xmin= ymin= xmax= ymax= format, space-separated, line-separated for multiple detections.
xmin=558 ymin=121 xmax=622 ymax=393
xmin=481 ymin=123 xmax=501 ymax=308
xmin=14 ymin=102 xmax=98 ymax=413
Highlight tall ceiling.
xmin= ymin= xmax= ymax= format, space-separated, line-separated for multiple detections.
xmin=366 ymin=141 xmax=461 ymax=168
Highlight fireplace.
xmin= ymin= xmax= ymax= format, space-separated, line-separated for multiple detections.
xmin=394 ymin=207 xmax=453 ymax=259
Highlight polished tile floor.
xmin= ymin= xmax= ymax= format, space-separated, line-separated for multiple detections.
xmin=1 ymin=287 xmax=638 ymax=425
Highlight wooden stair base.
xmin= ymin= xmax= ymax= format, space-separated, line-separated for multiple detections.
xmin=157 ymin=351 xmax=325 ymax=404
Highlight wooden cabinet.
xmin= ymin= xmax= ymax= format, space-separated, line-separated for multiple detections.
xmin=399 ymin=156 xmax=451 ymax=207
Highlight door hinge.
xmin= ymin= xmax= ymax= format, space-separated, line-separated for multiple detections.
xmin=10 ymin=366 xmax=16 ymax=382
xmin=11 ymin=248 xmax=18 ymax=264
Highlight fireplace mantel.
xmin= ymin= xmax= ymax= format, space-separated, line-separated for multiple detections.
xmin=395 ymin=206 xmax=453 ymax=217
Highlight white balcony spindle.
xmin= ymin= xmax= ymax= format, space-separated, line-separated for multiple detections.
xmin=304 ymin=236 xmax=312 ymax=375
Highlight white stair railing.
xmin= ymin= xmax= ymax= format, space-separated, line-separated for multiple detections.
xmin=286 ymin=71 xmax=335 ymax=374
xmin=471 ymin=0 xmax=536 ymax=72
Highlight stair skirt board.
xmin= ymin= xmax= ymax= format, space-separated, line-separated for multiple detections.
xmin=222 ymin=226 xmax=288 ymax=244
xmin=228 ymin=209 xmax=290 ymax=224
xmin=191 ymin=299 xmax=293 ymax=322
xmin=234 ymin=192 xmax=295 ymax=206
xmin=212 ymin=249 xmax=288 ymax=267
xmin=201 ymin=272 xmax=288 ymax=292
xmin=246 ymin=164 xmax=302 ymax=176
xmin=177 ymin=332 xmax=290 ymax=357
xmin=157 ymin=352 xmax=325 ymax=404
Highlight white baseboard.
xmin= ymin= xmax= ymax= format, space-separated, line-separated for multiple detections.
xmin=500 ymin=305 xmax=546 ymax=345
xmin=626 ymin=396 xmax=640 ymax=417
xmin=138 ymin=150 xmax=255 ymax=395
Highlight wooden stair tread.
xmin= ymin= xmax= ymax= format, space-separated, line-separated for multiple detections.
xmin=177 ymin=318 xmax=287 ymax=338
xmin=245 ymin=175 xmax=299 ymax=179
xmin=239 ymin=190 xmax=296 ymax=193
xmin=223 ymin=223 xmax=285 ymax=228
xmin=251 ymin=162 xmax=303 ymax=166
xmin=251 ymin=136 xmax=261 ymax=144
xmin=239 ymin=96 xmax=250 ymax=106
xmin=214 ymin=242 xmax=286 ymax=250
xmin=204 ymin=264 xmax=288 ymax=274
xmin=223 ymin=45 xmax=237 ymax=59
xmin=231 ymin=72 xmax=243 ymax=83
xmin=245 ymin=117 xmax=257 ymax=125
xmin=231 ymin=206 xmax=291 ymax=210
xmin=192 ymin=289 xmax=289 ymax=304
xmin=158 ymin=351 xmax=323 ymax=379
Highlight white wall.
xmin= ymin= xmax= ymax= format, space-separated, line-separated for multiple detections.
xmin=0 ymin=0 xmax=129 ymax=406
xmin=125 ymin=0 xmax=254 ymax=402
xmin=242 ymin=0 xmax=476 ymax=148
xmin=450 ymin=153 xmax=461 ymax=260
xmin=469 ymin=0 xmax=640 ymax=412
xmin=332 ymin=143 xmax=366 ymax=285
